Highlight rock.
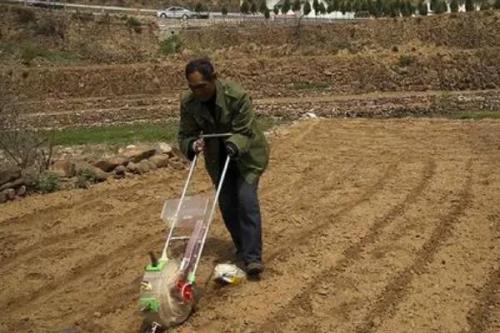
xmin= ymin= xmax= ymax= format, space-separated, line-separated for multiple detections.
xmin=0 ymin=191 xmax=7 ymax=204
xmin=136 ymin=160 xmax=151 ymax=174
xmin=94 ymin=157 xmax=128 ymax=172
xmin=4 ymin=188 xmax=16 ymax=200
xmin=114 ymin=165 xmax=127 ymax=176
xmin=74 ymin=161 xmax=94 ymax=174
xmin=121 ymin=148 xmax=156 ymax=163
xmin=51 ymin=160 xmax=76 ymax=178
xmin=156 ymin=142 xmax=173 ymax=155
xmin=93 ymin=168 xmax=109 ymax=182
xmin=149 ymin=154 xmax=170 ymax=168
xmin=126 ymin=162 xmax=140 ymax=174
xmin=0 ymin=167 xmax=21 ymax=186
xmin=16 ymin=185 xmax=27 ymax=197
xmin=0 ymin=177 xmax=26 ymax=192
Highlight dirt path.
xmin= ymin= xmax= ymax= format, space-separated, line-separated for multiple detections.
xmin=1 ymin=118 xmax=499 ymax=333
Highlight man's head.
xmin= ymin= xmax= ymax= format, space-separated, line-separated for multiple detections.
xmin=185 ymin=58 xmax=217 ymax=102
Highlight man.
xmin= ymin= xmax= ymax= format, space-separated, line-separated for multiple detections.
xmin=178 ymin=58 xmax=270 ymax=277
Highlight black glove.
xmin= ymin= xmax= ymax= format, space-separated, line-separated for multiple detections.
xmin=225 ymin=142 xmax=239 ymax=158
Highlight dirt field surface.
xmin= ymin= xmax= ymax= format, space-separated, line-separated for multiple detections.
xmin=1 ymin=118 xmax=499 ymax=333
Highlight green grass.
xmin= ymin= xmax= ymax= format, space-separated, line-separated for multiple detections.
xmin=49 ymin=116 xmax=286 ymax=147
xmin=50 ymin=121 xmax=179 ymax=146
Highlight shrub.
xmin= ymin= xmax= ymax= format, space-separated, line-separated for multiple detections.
xmin=126 ymin=16 xmax=142 ymax=33
xmin=398 ymin=54 xmax=416 ymax=67
xmin=495 ymin=0 xmax=500 ymax=9
xmin=264 ymin=6 xmax=271 ymax=18
xmin=34 ymin=172 xmax=60 ymax=193
xmin=450 ymin=0 xmax=459 ymax=12
xmin=76 ymin=168 xmax=98 ymax=189
xmin=465 ymin=0 xmax=475 ymax=11
xmin=160 ymin=34 xmax=182 ymax=55
xmin=418 ymin=0 xmax=428 ymax=15
xmin=35 ymin=16 xmax=65 ymax=39
xmin=241 ymin=0 xmax=250 ymax=14
xmin=221 ymin=6 xmax=228 ymax=15
xmin=304 ymin=1 xmax=312 ymax=15
xmin=72 ymin=11 xmax=94 ymax=22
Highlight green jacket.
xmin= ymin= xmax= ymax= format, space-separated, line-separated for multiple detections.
xmin=178 ymin=79 xmax=269 ymax=184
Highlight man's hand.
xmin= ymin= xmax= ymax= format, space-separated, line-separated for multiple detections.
xmin=192 ymin=138 xmax=205 ymax=154
xmin=225 ymin=142 xmax=239 ymax=158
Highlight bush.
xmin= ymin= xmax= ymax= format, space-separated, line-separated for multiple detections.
xmin=34 ymin=172 xmax=60 ymax=193
xmin=450 ymin=0 xmax=459 ymax=12
xmin=264 ymin=6 xmax=271 ymax=18
xmin=304 ymin=1 xmax=312 ymax=15
xmin=292 ymin=0 xmax=301 ymax=12
xmin=221 ymin=6 xmax=228 ymax=15
xmin=432 ymin=0 xmax=448 ymax=14
xmin=76 ymin=168 xmax=98 ymax=189
xmin=398 ymin=54 xmax=415 ymax=67
xmin=12 ymin=7 xmax=36 ymax=24
xmin=160 ymin=34 xmax=182 ymax=55
xmin=35 ymin=16 xmax=65 ymax=39
xmin=495 ymin=0 xmax=500 ymax=9
xmin=126 ymin=16 xmax=142 ymax=33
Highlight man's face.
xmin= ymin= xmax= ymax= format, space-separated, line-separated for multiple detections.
xmin=187 ymin=71 xmax=216 ymax=102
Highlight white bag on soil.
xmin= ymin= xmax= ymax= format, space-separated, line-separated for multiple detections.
xmin=213 ymin=263 xmax=246 ymax=285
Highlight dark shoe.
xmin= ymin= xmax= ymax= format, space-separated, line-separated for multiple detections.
xmin=246 ymin=262 xmax=264 ymax=276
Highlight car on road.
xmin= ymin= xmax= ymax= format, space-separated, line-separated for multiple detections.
xmin=157 ymin=7 xmax=209 ymax=20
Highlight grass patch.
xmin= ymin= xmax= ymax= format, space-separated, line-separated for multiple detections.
xmin=19 ymin=43 xmax=80 ymax=64
xmin=445 ymin=110 xmax=500 ymax=120
xmin=49 ymin=116 xmax=287 ymax=147
xmin=50 ymin=121 xmax=179 ymax=146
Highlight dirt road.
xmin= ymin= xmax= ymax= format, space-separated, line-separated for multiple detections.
xmin=1 ymin=118 xmax=499 ymax=333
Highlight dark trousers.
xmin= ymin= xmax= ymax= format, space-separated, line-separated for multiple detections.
xmin=217 ymin=163 xmax=262 ymax=264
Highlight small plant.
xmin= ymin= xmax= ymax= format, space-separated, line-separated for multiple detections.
xmin=76 ymin=168 xmax=98 ymax=189
xmin=34 ymin=172 xmax=60 ymax=193
xmin=398 ymin=54 xmax=415 ymax=67
xmin=160 ymin=34 xmax=182 ymax=55
xmin=126 ymin=16 xmax=142 ymax=33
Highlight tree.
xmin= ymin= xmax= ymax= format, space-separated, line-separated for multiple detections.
xmin=327 ymin=0 xmax=336 ymax=12
xmin=282 ymin=0 xmax=292 ymax=13
xmin=264 ymin=6 xmax=271 ymax=17
xmin=400 ymin=0 xmax=414 ymax=16
xmin=273 ymin=5 xmax=280 ymax=14
xmin=241 ymin=0 xmax=250 ymax=14
xmin=221 ymin=5 xmax=228 ymax=15
xmin=293 ymin=0 xmax=302 ymax=11
xmin=465 ymin=0 xmax=475 ymax=11
xmin=304 ymin=0 xmax=312 ymax=14
xmin=450 ymin=0 xmax=459 ymax=11
xmin=433 ymin=0 xmax=447 ymax=13
xmin=313 ymin=0 xmax=320 ymax=14
xmin=418 ymin=0 xmax=428 ymax=15
xmin=259 ymin=0 xmax=268 ymax=13
xmin=250 ymin=0 xmax=258 ymax=13
xmin=318 ymin=2 xmax=327 ymax=13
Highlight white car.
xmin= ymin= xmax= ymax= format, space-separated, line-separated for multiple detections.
xmin=157 ymin=7 xmax=197 ymax=19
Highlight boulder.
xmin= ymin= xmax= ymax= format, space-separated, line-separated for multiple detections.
xmin=0 ymin=178 xmax=26 ymax=192
xmin=121 ymin=147 xmax=156 ymax=163
xmin=156 ymin=142 xmax=173 ymax=155
xmin=94 ymin=157 xmax=128 ymax=172
xmin=136 ymin=160 xmax=151 ymax=174
xmin=4 ymin=188 xmax=16 ymax=200
xmin=126 ymin=162 xmax=140 ymax=174
xmin=149 ymin=154 xmax=170 ymax=168
xmin=0 ymin=191 xmax=7 ymax=204
xmin=51 ymin=160 xmax=76 ymax=178
xmin=114 ymin=165 xmax=127 ymax=177
xmin=0 ymin=167 xmax=21 ymax=186
xmin=16 ymin=185 xmax=27 ymax=197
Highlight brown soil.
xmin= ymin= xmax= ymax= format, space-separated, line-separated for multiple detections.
xmin=1 ymin=118 xmax=499 ymax=333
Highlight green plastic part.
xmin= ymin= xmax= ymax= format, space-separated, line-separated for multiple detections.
xmin=146 ymin=259 xmax=167 ymax=272
xmin=187 ymin=272 xmax=196 ymax=284
xmin=139 ymin=297 xmax=160 ymax=312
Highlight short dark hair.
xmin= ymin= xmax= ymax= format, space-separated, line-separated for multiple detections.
xmin=185 ymin=58 xmax=215 ymax=81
